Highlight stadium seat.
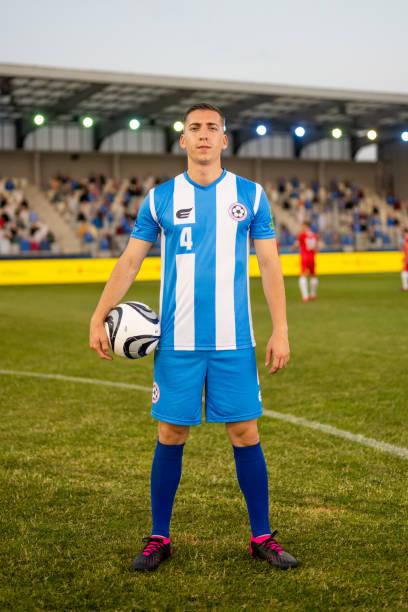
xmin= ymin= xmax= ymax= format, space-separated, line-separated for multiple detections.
xmin=20 ymin=239 xmax=31 ymax=252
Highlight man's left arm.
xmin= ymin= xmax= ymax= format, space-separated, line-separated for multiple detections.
xmin=254 ymin=237 xmax=290 ymax=374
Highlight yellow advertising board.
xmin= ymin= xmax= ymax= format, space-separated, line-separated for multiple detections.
xmin=0 ymin=251 xmax=402 ymax=286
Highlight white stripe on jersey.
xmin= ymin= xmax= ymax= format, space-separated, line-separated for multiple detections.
xmin=159 ymin=232 xmax=165 ymax=320
xmin=249 ymin=183 xmax=262 ymax=345
xmin=254 ymin=183 xmax=262 ymax=214
xmin=173 ymin=174 xmax=195 ymax=225
xmin=149 ymin=188 xmax=158 ymax=223
xmin=247 ymin=235 xmax=255 ymax=345
xmin=174 ymin=253 xmax=195 ymax=349
xmin=215 ymin=172 xmax=238 ymax=349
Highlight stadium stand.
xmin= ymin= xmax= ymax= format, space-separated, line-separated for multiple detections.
xmin=45 ymin=173 xmax=165 ymax=256
xmin=0 ymin=177 xmax=59 ymax=255
xmin=265 ymin=178 xmax=407 ymax=252
xmin=1 ymin=172 xmax=406 ymax=257
xmin=51 ymin=174 xmax=407 ymax=256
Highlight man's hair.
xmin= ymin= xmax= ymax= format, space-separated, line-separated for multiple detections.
xmin=303 ymin=220 xmax=311 ymax=228
xmin=183 ymin=103 xmax=225 ymax=127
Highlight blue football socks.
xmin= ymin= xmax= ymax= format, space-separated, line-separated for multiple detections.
xmin=233 ymin=442 xmax=271 ymax=537
xmin=150 ymin=440 xmax=185 ymax=538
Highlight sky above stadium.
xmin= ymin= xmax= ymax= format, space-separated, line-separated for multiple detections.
xmin=1 ymin=0 xmax=407 ymax=94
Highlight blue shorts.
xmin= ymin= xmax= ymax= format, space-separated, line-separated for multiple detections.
xmin=151 ymin=347 xmax=262 ymax=426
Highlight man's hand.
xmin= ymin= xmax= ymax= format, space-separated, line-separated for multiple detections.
xmin=265 ymin=330 xmax=290 ymax=374
xmin=89 ymin=320 xmax=113 ymax=360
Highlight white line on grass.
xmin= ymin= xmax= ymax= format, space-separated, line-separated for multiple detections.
xmin=0 ymin=368 xmax=151 ymax=392
xmin=263 ymin=409 xmax=408 ymax=461
xmin=1 ymin=369 xmax=407 ymax=461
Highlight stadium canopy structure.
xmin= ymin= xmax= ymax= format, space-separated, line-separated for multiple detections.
xmin=1 ymin=63 xmax=408 ymax=157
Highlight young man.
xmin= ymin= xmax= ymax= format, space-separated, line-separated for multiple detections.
xmin=402 ymin=228 xmax=408 ymax=291
xmin=89 ymin=103 xmax=297 ymax=571
xmin=292 ymin=221 xmax=319 ymax=302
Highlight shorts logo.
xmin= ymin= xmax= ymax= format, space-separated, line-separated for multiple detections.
xmin=152 ymin=382 xmax=160 ymax=404
xmin=229 ymin=202 xmax=247 ymax=221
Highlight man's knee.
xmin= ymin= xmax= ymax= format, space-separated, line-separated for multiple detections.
xmin=226 ymin=419 xmax=259 ymax=447
xmin=158 ymin=421 xmax=190 ymax=445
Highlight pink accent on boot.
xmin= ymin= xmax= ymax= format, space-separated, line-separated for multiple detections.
xmin=142 ymin=536 xmax=171 ymax=556
xmin=151 ymin=535 xmax=170 ymax=544
xmin=252 ymin=534 xmax=272 ymax=544
xmin=250 ymin=533 xmax=271 ymax=553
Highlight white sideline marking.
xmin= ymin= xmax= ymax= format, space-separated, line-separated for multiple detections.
xmin=1 ymin=368 xmax=407 ymax=461
xmin=0 ymin=369 xmax=151 ymax=392
xmin=263 ymin=409 xmax=408 ymax=461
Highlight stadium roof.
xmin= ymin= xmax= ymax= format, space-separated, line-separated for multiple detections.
xmin=1 ymin=63 xmax=408 ymax=152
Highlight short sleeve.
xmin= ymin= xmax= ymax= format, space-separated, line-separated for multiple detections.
xmin=131 ymin=193 xmax=160 ymax=242
xmin=250 ymin=188 xmax=275 ymax=239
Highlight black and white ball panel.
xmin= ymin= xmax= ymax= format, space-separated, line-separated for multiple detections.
xmin=104 ymin=307 xmax=122 ymax=352
xmin=125 ymin=301 xmax=160 ymax=324
xmin=104 ymin=301 xmax=160 ymax=359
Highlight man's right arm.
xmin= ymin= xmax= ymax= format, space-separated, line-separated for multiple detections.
xmin=89 ymin=237 xmax=154 ymax=359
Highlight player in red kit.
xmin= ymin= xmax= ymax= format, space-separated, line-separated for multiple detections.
xmin=292 ymin=221 xmax=319 ymax=302
xmin=402 ymin=228 xmax=408 ymax=291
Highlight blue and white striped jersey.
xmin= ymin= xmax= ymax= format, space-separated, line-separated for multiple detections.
xmin=131 ymin=169 xmax=275 ymax=351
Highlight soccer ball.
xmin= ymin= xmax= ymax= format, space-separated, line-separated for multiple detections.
xmin=104 ymin=301 xmax=160 ymax=359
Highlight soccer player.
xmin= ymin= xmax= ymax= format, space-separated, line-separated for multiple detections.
xmin=402 ymin=227 xmax=408 ymax=291
xmin=292 ymin=221 xmax=319 ymax=302
xmin=89 ymin=103 xmax=297 ymax=571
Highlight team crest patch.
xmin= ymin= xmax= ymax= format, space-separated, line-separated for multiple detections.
xmin=228 ymin=202 xmax=247 ymax=221
xmin=152 ymin=382 xmax=160 ymax=404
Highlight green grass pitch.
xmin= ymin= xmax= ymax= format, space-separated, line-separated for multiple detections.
xmin=0 ymin=273 xmax=407 ymax=610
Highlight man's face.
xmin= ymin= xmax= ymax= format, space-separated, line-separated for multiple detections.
xmin=180 ymin=110 xmax=227 ymax=165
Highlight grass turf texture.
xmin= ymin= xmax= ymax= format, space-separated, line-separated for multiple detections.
xmin=0 ymin=273 xmax=407 ymax=611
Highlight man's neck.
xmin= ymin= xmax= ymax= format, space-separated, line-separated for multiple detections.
xmin=186 ymin=163 xmax=223 ymax=186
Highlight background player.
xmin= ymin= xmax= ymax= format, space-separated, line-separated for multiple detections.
xmin=89 ymin=103 xmax=297 ymax=572
xmin=292 ymin=221 xmax=319 ymax=302
xmin=402 ymin=227 xmax=408 ymax=291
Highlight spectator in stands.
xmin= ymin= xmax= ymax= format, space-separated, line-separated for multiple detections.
xmin=5 ymin=178 xmax=15 ymax=191
xmin=142 ymin=173 xmax=155 ymax=194
xmin=128 ymin=177 xmax=143 ymax=197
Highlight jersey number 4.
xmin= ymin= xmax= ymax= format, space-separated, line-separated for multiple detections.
xmin=180 ymin=226 xmax=193 ymax=250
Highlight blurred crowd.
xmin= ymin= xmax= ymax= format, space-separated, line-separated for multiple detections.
xmin=0 ymin=178 xmax=56 ymax=255
xmin=265 ymin=178 xmax=407 ymax=252
xmin=47 ymin=173 xmax=169 ymax=254
xmin=1 ymin=173 xmax=406 ymax=257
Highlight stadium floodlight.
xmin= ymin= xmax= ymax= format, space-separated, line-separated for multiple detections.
xmin=331 ymin=127 xmax=343 ymax=139
xmin=367 ymin=129 xmax=377 ymax=141
xmin=82 ymin=116 xmax=94 ymax=128
xmin=129 ymin=118 xmax=140 ymax=131
xmin=294 ymin=126 xmax=306 ymax=138
xmin=33 ymin=113 xmax=45 ymax=126
xmin=401 ymin=131 xmax=408 ymax=142
xmin=173 ymin=120 xmax=184 ymax=132
xmin=256 ymin=124 xmax=267 ymax=136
